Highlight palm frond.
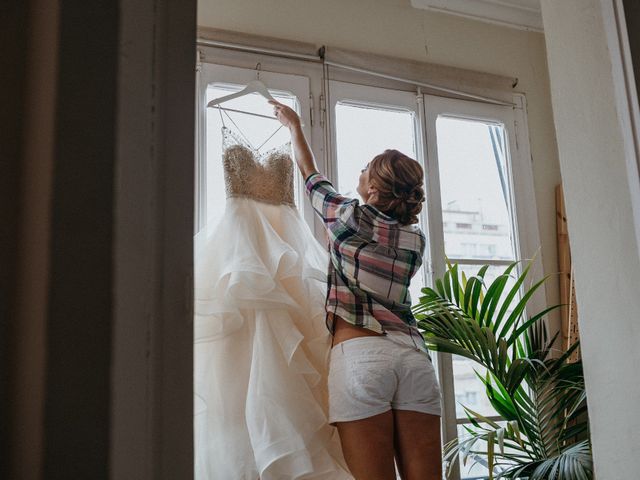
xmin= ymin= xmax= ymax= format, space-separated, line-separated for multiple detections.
xmin=417 ymin=260 xmax=593 ymax=479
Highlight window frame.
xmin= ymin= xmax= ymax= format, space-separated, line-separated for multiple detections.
xmin=326 ymin=80 xmax=423 ymax=186
xmin=196 ymin=51 xmax=545 ymax=480
xmin=196 ymin=46 xmax=327 ymax=233
xmin=196 ymin=62 xmax=314 ymax=231
xmin=326 ymin=79 xmax=437 ymax=328
xmin=421 ymin=93 xmax=546 ymax=480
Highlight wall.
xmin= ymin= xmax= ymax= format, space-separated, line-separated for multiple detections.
xmin=623 ymin=0 xmax=640 ymax=111
xmin=198 ymin=0 xmax=563 ymax=331
xmin=7 ymin=0 xmax=197 ymax=478
xmin=9 ymin=0 xmax=59 ymax=477
xmin=540 ymin=0 xmax=640 ymax=477
xmin=42 ymin=0 xmax=120 ymax=476
xmin=0 ymin=0 xmax=29 ymax=476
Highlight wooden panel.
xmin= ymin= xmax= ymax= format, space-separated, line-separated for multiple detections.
xmin=556 ymin=184 xmax=580 ymax=361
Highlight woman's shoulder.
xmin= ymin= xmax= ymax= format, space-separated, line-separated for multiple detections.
xmin=397 ymin=223 xmax=426 ymax=253
xmin=348 ymin=207 xmax=424 ymax=252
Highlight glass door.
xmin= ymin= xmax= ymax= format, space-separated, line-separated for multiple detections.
xmin=197 ymin=63 xmax=312 ymax=232
xmin=327 ymin=80 xmax=428 ymax=305
xmin=422 ymin=94 xmax=541 ymax=480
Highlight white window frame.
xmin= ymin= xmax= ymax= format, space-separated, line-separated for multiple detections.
xmin=326 ymin=80 xmax=423 ymax=185
xmin=325 ymin=79 xmax=436 ymax=335
xmin=422 ymin=93 xmax=545 ymax=480
xmin=196 ymin=47 xmax=326 ymax=233
xmin=196 ymin=49 xmax=545 ymax=480
xmin=196 ymin=62 xmax=314 ymax=231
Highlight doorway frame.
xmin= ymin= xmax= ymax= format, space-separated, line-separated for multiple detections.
xmin=109 ymin=2 xmax=640 ymax=480
xmin=110 ymin=0 xmax=196 ymax=478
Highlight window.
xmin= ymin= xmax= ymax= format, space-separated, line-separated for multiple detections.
xmin=328 ymin=81 xmax=426 ymax=305
xmin=328 ymin=85 xmax=543 ymax=479
xmin=334 ymin=102 xmax=416 ymax=198
xmin=196 ymin=56 xmax=544 ymax=480
xmin=436 ymin=117 xmax=516 ymax=263
xmin=423 ymin=94 xmax=543 ymax=480
xmin=436 ymin=117 xmax=516 ymax=479
xmin=204 ymin=85 xmax=299 ymax=226
xmin=196 ymin=62 xmax=313 ymax=233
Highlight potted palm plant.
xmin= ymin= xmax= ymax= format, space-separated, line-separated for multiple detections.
xmin=413 ymin=259 xmax=592 ymax=479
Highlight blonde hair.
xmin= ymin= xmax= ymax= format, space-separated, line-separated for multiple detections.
xmin=368 ymin=150 xmax=425 ymax=225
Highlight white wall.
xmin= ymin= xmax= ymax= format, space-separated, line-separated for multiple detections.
xmin=198 ymin=0 xmax=563 ymax=330
xmin=540 ymin=1 xmax=640 ymax=478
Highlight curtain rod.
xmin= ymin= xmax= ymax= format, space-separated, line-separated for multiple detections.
xmin=196 ymin=38 xmax=322 ymax=62
xmin=323 ymin=60 xmax=515 ymax=107
xmin=197 ymin=37 xmax=515 ymax=107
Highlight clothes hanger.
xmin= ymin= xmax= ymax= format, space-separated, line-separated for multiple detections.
xmin=207 ymin=80 xmax=276 ymax=107
xmin=207 ymin=63 xmax=278 ymax=121
xmin=211 ymin=105 xmax=278 ymax=121
xmin=207 ymin=63 xmax=304 ymax=127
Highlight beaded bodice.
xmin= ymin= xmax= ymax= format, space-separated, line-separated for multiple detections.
xmin=222 ymin=127 xmax=295 ymax=207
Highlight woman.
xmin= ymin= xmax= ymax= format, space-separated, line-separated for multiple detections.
xmin=271 ymin=100 xmax=442 ymax=480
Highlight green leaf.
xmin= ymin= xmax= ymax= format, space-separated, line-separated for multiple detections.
xmin=462 ymin=405 xmax=501 ymax=429
xmin=498 ymin=275 xmax=550 ymax=339
xmin=435 ymin=278 xmax=445 ymax=298
xmin=487 ymin=430 xmax=495 ymax=479
xmin=451 ymin=263 xmax=461 ymax=306
xmin=463 ymin=274 xmax=474 ymax=313
xmin=482 ymin=262 xmax=518 ymax=324
xmin=443 ymin=268 xmax=453 ymax=302
xmin=493 ymin=260 xmax=530 ymax=334
xmin=471 ymin=265 xmax=489 ymax=320
xmin=413 ymin=258 xmax=592 ymax=479
xmin=507 ymin=305 xmax=561 ymax=346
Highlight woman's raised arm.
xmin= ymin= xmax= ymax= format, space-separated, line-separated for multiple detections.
xmin=269 ymin=100 xmax=319 ymax=180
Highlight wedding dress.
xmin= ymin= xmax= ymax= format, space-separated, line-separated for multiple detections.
xmin=194 ymin=122 xmax=352 ymax=480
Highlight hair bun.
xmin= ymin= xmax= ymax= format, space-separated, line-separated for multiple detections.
xmin=368 ymin=150 xmax=425 ymax=225
xmin=394 ymin=190 xmax=410 ymax=201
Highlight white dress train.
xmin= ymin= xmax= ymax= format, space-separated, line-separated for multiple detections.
xmin=194 ymin=126 xmax=352 ymax=480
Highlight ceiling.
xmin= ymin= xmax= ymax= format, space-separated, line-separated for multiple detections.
xmin=410 ymin=0 xmax=543 ymax=32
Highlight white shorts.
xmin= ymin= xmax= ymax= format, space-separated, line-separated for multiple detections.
xmin=328 ymin=335 xmax=442 ymax=424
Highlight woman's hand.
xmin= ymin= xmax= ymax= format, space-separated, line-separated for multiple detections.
xmin=268 ymin=100 xmax=318 ymax=179
xmin=269 ymin=100 xmax=301 ymax=130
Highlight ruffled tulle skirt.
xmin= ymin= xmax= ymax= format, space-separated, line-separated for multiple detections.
xmin=194 ymin=198 xmax=352 ymax=480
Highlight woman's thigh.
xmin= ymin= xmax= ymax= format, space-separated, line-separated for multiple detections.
xmin=393 ymin=410 xmax=442 ymax=480
xmin=336 ymin=410 xmax=396 ymax=480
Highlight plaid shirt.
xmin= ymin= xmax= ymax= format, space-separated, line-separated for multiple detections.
xmin=305 ymin=173 xmax=427 ymax=349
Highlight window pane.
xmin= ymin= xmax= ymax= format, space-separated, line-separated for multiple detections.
xmin=452 ymin=355 xmax=499 ymax=419
xmin=436 ymin=117 xmax=516 ymax=261
xmin=205 ymin=85 xmax=298 ymax=227
xmin=334 ymin=102 xmax=424 ymax=303
xmin=335 ymin=103 xmax=416 ymax=197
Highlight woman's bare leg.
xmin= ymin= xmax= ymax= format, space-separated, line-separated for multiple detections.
xmin=335 ymin=410 xmax=396 ymax=480
xmin=393 ymin=410 xmax=442 ymax=480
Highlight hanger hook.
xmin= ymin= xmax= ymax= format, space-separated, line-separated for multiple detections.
xmin=255 ymin=62 xmax=262 ymax=80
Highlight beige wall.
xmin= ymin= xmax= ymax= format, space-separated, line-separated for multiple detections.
xmin=198 ymin=0 xmax=562 ymax=326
